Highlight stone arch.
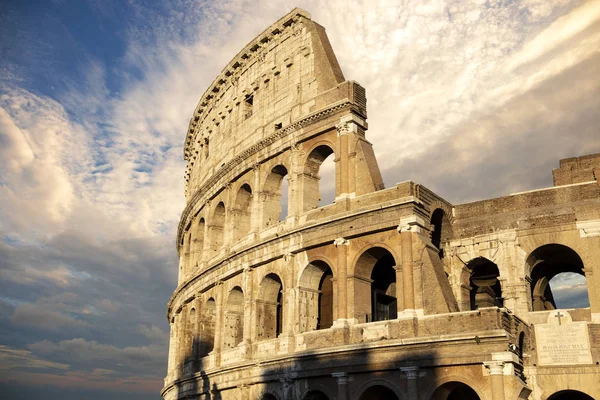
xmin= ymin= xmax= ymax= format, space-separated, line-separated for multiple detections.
xmin=547 ymin=390 xmax=594 ymax=400
xmin=429 ymin=381 xmax=482 ymax=400
xmin=192 ymin=217 xmax=206 ymax=267
xmin=463 ymin=257 xmax=503 ymax=310
xmin=198 ymin=297 xmax=216 ymax=358
xmin=298 ymin=259 xmax=334 ymax=332
xmin=260 ymin=393 xmax=280 ymax=400
xmin=358 ymin=383 xmax=401 ymax=400
xmin=353 ymin=246 xmax=398 ymax=323
xmin=223 ymin=287 xmax=244 ymax=349
xmin=257 ymin=273 xmax=284 ymax=339
xmin=526 ymin=244 xmax=587 ymax=311
xmin=430 ymin=207 xmax=452 ymax=259
xmin=302 ymin=144 xmax=336 ymax=211
xmin=354 ymin=379 xmax=403 ymax=400
xmin=302 ymin=390 xmax=330 ymax=400
xmin=263 ymin=164 xmax=289 ymax=226
xmin=233 ymin=183 xmax=253 ymax=241
xmin=210 ymin=202 xmax=226 ymax=254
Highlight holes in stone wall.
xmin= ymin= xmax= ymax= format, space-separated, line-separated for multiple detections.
xmin=223 ymin=287 xmax=244 ymax=349
xmin=298 ymin=260 xmax=334 ymax=332
xmin=257 ymin=273 xmax=284 ymax=339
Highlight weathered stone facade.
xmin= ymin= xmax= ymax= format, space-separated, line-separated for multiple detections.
xmin=162 ymin=8 xmax=600 ymax=400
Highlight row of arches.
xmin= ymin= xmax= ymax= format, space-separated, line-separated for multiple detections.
xmin=178 ymin=242 xmax=591 ymax=363
xmin=181 ymin=145 xmax=336 ymax=276
xmin=261 ymin=385 xmax=593 ymax=400
xmin=461 ymin=244 xmax=589 ymax=312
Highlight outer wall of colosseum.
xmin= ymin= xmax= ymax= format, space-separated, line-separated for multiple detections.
xmin=162 ymin=8 xmax=600 ymax=400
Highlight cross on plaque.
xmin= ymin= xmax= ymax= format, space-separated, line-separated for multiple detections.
xmin=554 ymin=311 xmax=565 ymax=325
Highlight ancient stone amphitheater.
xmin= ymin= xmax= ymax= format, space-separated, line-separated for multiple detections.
xmin=162 ymin=8 xmax=600 ymax=400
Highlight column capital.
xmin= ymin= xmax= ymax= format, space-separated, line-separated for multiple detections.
xmin=399 ymin=366 xmax=419 ymax=379
xmin=332 ymin=372 xmax=350 ymax=384
xmin=483 ymin=360 xmax=505 ymax=375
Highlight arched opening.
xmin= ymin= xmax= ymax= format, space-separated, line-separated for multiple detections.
xmin=527 ymin=244 xmax=588 ymax=311
xmin=430 ymin=208 xmax=452 ymax=259
xmin=549 ymin=272 xmax=590 ymax=309
xmin=518 ymin=331 xmax=525 ymax=360
xmin=467 ymin=257 xmax=503 ymax=310
xmin=358 ymin=385 xmax=399 ymax=400
xmin=261 ymin=394 xmax=278 ymax=400
xmin=303 ymin=145 xmax=335 ymax=211
xmin=257 ymin=273 xmax=284 ymax=340
xmin=193 ymin=218 xmax=205 ymax=267
xmin=298 ymin=260 xmax=334 ymax=332
xmin=182 ymin=307 xmax=196 ymax=375
xmin=547 ymin=390 xmax=594 ymax=400
xmin=180 ymin=227 xmax=192 ymax=280
xmin=354 ymin=247 xmax=397 ymax=323
xmin=223 ymin=287 xmax=244 ymax=349
xmin=303 ymin=391 xmax=329 ymax=400
xmin=263 ymin=165 xmax=289 ymax=226
xmin=233 ymin=184 xmax=252 ymax=241
xmin=431 ymin=381 xmax=480 ymax=400
xmin=210 ymin=202 xmax=226 ymax=254
xmin=198 ymin=298 xmax=216 ymax=357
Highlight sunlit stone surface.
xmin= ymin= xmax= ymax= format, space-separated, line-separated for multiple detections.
xmin=162 ymin=8 xmax=600 ymax=400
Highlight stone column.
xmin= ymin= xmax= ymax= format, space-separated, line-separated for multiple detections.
xmin=399 ymin=227 xmax=415 ymax=311
xmin=332 ymin=372 xmax=350 ymax=400
xmin=334 ymin=238 xmax=349 ymax=320
xmin=251 ymin=163 xmax=262 ymax=232
xmin=484 ymin=361 xmax=505 ymax=400
xmin=336 ymin=120 xmax=350 ymax=198
xmin=400 ymin=366 xmax=419 ymax=399
xmin=213 ymin=282 xmax=224 ymax=367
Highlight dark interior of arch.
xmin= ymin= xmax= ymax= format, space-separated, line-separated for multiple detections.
xmin=548 ymin=391 xmax=594 ymax=400
xmin=358 ymin=385 xmax=399 ymax=400
xmin=528 ymin=244 xmax=586 ymax=311
xmin=303 ymin=390 xmax=329 ymax=400
xmin=468 ymin=257 xmax=503 ymax=310
xmin=430 ymin=208 xmax=451 ymax=259
xmin=318 ymin=267 xmax=334 ymax=330
xmin=432 ymin=382 xmax=480 ymax=400
xmin=261 ymin=394 xmax=278 ymax=400
xmin=369 ymin=250 xmax=396 ymax=322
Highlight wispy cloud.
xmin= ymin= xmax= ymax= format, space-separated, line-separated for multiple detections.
xmin=0 ymin=0 xmax=598 ymax=398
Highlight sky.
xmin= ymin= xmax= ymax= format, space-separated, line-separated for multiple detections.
xmin=0 ymin=0 xmax=599 ymax=398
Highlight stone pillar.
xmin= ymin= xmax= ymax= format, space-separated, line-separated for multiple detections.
xmin=252 ymin=163 xmax=262 ymax=232
xmin=334 ymin=238 xmax=349 ymax=320
xmin=167 ymin=317 xmax=176 ymax=381
xmin=399 ymin=228 xmax=415 ymax=311
xmin=332 ymin=372 xmax=350 ymax=400
xmin=583 ymin=266 xmax=600 ymax=321
xmin=484 ymin=361 xmax=506 ymax=400
xmin=336 ymin=120 xmax=350 ymax=198
xmin=213 ymin=282 xmax=224 ymax=366
xmin=400 ymin=366 xmax=419 ymax=399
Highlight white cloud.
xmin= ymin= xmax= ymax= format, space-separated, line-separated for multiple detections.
xmin=0 ymin=345 xmax=70 ymax=371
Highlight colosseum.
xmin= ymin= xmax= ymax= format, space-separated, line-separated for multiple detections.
xmin=162 ymin=8 xmax=600 ymax=400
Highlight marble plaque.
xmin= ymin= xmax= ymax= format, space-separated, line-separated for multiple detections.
xmin=534 ymin=310 xmax=593 ymax=366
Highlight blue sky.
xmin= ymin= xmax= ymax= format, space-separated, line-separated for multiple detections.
xmin=1 ymin=0 xmax=599 ymax=398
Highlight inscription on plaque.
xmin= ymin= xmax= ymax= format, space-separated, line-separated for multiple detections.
xmin=534 ymin=310 xmax=593 ymax=366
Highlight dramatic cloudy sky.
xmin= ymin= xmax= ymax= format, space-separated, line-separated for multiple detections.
xmin=1 ymin=0 xmax=598 ymax=398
